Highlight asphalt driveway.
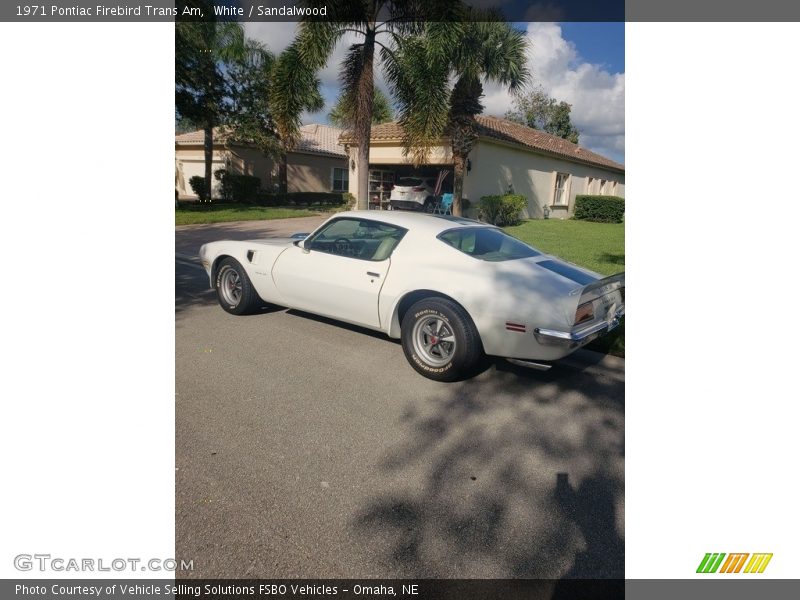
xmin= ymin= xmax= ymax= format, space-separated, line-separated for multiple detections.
xmin=175 ymin=220 xmax=625 ymax=579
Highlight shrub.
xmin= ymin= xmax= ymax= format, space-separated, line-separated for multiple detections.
xmin=478 ymin=194 xmax=527 ymax=226
xmin=573 ymin=195 xmax=625 ymax=223
xmin=254 ymin=191 xmax=346 ymax=207
xmin=342 ymin=192 xmax=356 ymax=210
xmin=217 ymin=173 xmax=261 ymax=203
xmin=188 ymin=176 xmax=209 ymax=201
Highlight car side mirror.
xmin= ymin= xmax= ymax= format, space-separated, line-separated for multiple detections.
xmin=294 ymin=239 xmax=310 ymax=253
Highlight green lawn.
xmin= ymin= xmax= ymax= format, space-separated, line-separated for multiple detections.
xmin=503 ymin=219 xmax=624 ymax=276
xmin=503 ymin=219 xmax=625 ymax=357
xmin=175 ymin=204 xmax=319 ymax=226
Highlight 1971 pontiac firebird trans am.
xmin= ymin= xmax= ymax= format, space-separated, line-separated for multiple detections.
xmin=199 ymin=211 xmax=624 ymax=381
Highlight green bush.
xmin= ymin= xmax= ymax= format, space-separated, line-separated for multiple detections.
xmin=573 ymin=195 xmax=625 ymax=223
xmin=217 ymin=172 xmax=261 ymax=203
xmin=188 ymin=176 xmax=209 ymax=201
xmin=478 ymin=194 xmax=527 ymax=226
xmin=255 ymin=191 xmax=346 ymax=207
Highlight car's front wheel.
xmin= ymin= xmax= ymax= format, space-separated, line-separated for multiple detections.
xmin=401 ymin=297 xmax=483 ymax=381
xmin=215 ymin=257 xmax=260 ymax=315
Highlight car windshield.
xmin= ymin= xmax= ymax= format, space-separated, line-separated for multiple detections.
xmin=397 ymin=178 xmax=423 ymax=187
xmin=438 ymin=227 xmax=542 ymax=262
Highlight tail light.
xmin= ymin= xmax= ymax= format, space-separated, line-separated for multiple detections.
xmin=574 ymin=301 xmax=595 ymax=325
xmin=412 ymin=186 xmax=425 ymax=192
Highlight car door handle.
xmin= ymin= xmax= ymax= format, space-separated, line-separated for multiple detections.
xmin=366 ymin=271 xmax=380 ymax=278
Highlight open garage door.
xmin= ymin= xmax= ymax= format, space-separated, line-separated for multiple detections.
xmin=368 ymin=165 xmax=453 ymax=211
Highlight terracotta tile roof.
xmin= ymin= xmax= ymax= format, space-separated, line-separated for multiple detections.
xmin=340 ymin=115 xmax=624 ymax=173
xmin=294 ymin=123 xmax=347 ymax=157
xmin=175 ymin=124 xmax=346 ymax=158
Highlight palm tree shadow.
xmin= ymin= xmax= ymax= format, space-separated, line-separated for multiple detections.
xmin=352 ymin=356 xmax=625 ymax=581
xmin=553 ymin=473 xmax=625 ymax=600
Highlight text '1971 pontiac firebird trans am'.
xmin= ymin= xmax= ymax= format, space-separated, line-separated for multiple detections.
xmin=199 ymin=211 xmax=624 ymax=381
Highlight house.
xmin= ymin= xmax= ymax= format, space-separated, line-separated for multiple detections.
xmin=175 ymin=123 xmax=348 ymax=200
xmin=340 ymin=115 xmax=624 ymax=218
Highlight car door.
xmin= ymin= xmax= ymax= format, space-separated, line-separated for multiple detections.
xmin=272 ymin=217 xmax=407 ymax=329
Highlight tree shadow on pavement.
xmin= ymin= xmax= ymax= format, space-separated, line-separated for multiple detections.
xmin=352 ymin=355 xmax=624 ymax=581
xmin=175 ymin=263 xmax=216 ymax=317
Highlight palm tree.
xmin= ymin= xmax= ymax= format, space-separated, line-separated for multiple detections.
xmin=224 ymin=39 xmax=283 ymax=162
xmin=271 ymin=1 xmax=436 ymax=209
xmin=176 ymin=8 xmax=248 ymax=201
xmin=328 ymin=87 xmax=394 ymax=127
xmin=270 ymin=43 xmax=325 ymax=194
xmin=390 ymin=15 xmax=529 ymax=216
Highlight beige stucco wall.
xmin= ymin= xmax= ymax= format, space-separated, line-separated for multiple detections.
xmin=287 ymin=152 xmax=348 ymax=194
xmin=176 ymin=143 xmax=347 ymax=199
xmin=463 ymin=140 xmax=625 ymax=219
xmin=175 ymin=144 xmax=227 ymax=199
xmin=345 ymin=138 xmax=624 ymax=216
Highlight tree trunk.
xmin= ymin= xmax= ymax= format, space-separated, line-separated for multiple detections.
xmin=354 ymin=27 xmax=376 ymax=210
xmin=452 ymin=150 xmax=466 ymax=217
xmin=356 ymin=143 xmax=370 ymax=210
xmin=204 ymin=124 xmax=213 ymax=202
xmin=278 ymin=152 xmax=288 ymax=194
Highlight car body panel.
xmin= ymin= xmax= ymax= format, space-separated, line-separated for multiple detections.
xmin=199 ymin=211 xmax=624 ymax=364
xmin=272 ymin=243 xmax=390 ymax=329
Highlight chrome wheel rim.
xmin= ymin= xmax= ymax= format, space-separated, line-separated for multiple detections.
xmin=219 ymin=267 xmax=242 ymax=306
xmin=412 ymin=316 xmax=456 ymax=367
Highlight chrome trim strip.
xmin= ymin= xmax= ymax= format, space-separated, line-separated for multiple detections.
xmin=507 ymin=359 xmax=552 ymax=371
xmin=534 ymin=307 xmax=625 ymax=344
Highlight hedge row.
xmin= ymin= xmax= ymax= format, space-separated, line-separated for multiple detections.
xmin=477 ymin=194 xmax=527 ymax=226
xmin=186 ymin=174 xmax=347 ymax=207
xmin=573 ymin=195 xmax=625 ymax=223
xmin=255 ymin=191 xmax=347 ymax=207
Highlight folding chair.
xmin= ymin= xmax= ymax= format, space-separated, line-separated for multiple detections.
xmin=433 ymin=193 xmax=454 ymax=215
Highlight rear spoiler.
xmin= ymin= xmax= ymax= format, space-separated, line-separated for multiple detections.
xmin=578 ymin=272 xmax=625 ymax=304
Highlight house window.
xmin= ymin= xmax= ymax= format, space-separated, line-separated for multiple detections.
xmin=332 ymin=167 xmax=349 ymax=192
xmin=553 ymin=173 xmax=570 ymax=206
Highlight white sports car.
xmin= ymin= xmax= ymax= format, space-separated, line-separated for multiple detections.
xmin=199 ymin=211 xmax=624 ymax=381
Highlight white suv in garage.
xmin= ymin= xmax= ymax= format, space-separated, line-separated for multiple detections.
xmin=389 ymin=176 xmax=437 ymax=211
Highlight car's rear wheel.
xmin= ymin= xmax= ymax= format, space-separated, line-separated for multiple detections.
xmin=215 ymin=257 xmax=259 ymax=315
xmin=401 ymin=297 xmax=483 ymax=381
xmin=423 ymin=197 xmax=435 ymax=213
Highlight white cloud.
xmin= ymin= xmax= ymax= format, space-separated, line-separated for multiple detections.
xmin=243 ymin=22 xmax=625 ymax=163
xmin=484 ymin=22 xmax=625 ymax=163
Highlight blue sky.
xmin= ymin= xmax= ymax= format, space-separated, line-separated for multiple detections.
xmin=559 ymin=23 xmax=625 ymax=74
xmin=244 ymin=22 xmax=625 ymax=164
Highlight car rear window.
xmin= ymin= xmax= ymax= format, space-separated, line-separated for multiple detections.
xmin=438 ymin=227 xmax=541 ymax=262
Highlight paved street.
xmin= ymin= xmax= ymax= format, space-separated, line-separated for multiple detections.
xmin=175 ymin=220 xmax=625 ymax=579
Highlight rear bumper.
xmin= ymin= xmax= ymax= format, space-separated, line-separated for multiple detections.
xmin=389 ymin=199 xmax=426 ymax=211
xmin=534 ymin=307 xmax=625 ymax=347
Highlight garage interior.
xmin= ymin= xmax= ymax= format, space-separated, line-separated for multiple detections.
xmin=368 ymin=164 xmax=454 ymax=209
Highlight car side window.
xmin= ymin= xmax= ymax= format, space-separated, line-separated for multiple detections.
xmin=306 ymin=218 xmax=407 ymax=261
xmin=439 ymin=227 xmax=541 ymax=262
